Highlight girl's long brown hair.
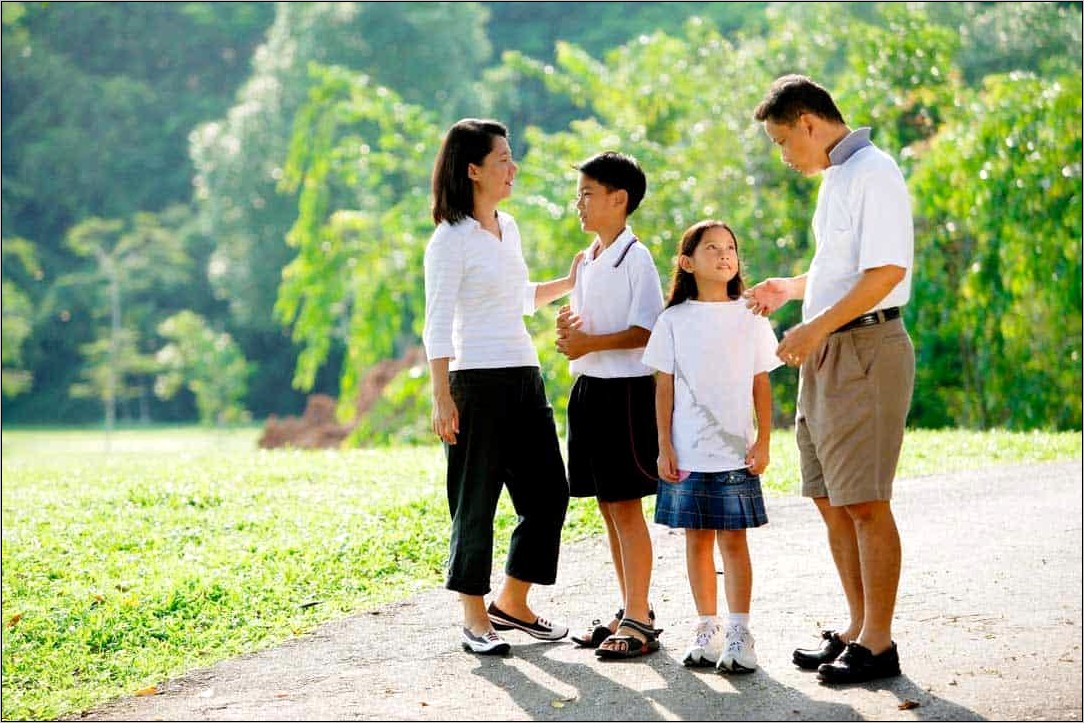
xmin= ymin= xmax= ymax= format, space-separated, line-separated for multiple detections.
xmin=665 ymin=220 xmax=744 ymax=308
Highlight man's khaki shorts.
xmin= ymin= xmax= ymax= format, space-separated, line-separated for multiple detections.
xmin=796 ymin=318 xmax=915 ymax=506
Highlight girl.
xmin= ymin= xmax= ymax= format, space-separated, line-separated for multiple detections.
xmin=641 ymin=220 xmax=782 ymax=673
xmin=423 ymin=119 xmax=581 ymax=655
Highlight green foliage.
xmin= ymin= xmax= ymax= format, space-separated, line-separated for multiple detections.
xmin=4 ymin=1 xmax=1082 ymax=429
xmin=1 ymin=238 xmax=40 ymax=396
xmin=189 ymin=2 xmax=492 ymax=418
xmin=498 ymin=20 xmax=815 ymax=424
xmin=68 ymin=329 xmax=157 ymax=412
xmin=311 ymin=6 xmax=1081 ymax=436
xmin=191 ymin=3 xmax=490 ymax=329
xmin=927 ymin=1 xmax=1083 ymax=83
xmin=1 ymin=426 xmax=1080 ymax=719
xmin=834 ymin=3 xmax=961 ymax=157
xmin=349 ymin=363 xmax=433 ymax=447
xmin=61 ymin=213 xmax=192 ymax=426
xmin=909 ymin=71 xmax=1083 ymax=429
xmin=278 ymin=65 xmax=441 ymax=418
xmin=155 ymin=311 xmax=251 ymax=426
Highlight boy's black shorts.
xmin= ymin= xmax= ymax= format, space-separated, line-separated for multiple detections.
xmin=567 ymin=374 xmax=659 ymax=502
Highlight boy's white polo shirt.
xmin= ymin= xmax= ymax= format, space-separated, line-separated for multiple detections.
xmin=569 ymin=227 xmax=665 ymax=378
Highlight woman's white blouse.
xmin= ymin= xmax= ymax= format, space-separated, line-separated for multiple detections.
xmin=423 ymin=212 xmax=540 ymax=370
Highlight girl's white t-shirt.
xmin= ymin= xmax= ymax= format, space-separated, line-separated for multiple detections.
xmin=642 ymin=300 xmax=783 ymax=472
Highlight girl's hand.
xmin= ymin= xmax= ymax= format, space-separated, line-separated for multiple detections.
xmin=745 ymin=438 xmax=770 ymax=475
xmin=431 ymin=391 xmax=459 ymax=445
xmin=658 ymin=443 xmax=680 ymax=483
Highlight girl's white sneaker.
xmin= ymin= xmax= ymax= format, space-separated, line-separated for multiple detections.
xmin=682 ymin=621 xmax=723 ymax=667
xmin=717 ymin=624 xmax=758 ymax=673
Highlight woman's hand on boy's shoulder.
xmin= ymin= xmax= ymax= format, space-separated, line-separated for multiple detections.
xmin=567 ymin=250 xmax=585 ymax=286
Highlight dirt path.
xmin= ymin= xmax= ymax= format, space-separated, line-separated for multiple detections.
xmin=75 ymin=462 xmax=1082 ymax=721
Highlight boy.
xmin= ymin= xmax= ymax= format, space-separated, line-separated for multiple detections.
xmin=556 ymin=151 xmax=665 ymax=659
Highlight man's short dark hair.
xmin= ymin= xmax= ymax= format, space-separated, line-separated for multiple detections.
xmin=574 ymin=151 xmax=647 ymax=216
xmin=753 ymin=74 xmax=846 ymax=125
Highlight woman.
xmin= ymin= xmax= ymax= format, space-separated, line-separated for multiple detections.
xmin=423 ymin=118 xmax=580 ymax=655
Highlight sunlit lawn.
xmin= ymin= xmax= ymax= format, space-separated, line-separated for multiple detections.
xmin=1 ymin=426 xmax=1080 ymax=720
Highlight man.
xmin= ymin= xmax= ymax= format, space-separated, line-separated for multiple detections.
xmin=745 ymin=74 xmax=915 ymax=684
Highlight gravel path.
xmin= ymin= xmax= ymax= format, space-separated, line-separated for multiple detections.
xmin=74 ymin=461 xmax=1082 ymax=721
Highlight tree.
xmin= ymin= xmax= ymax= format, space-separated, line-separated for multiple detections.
xmin=1 ymin=237 xmax=40 ymax=397
xmin=63 ymin=213 xmax=189 ymax=429
xmin=155 ymin=310 xmax=250 ymax=426
xmin=68 ymin=328 xmax=158 ymax=427
xmin=278 ymin=64 xmax=443 ymax=419
xmin=190 ymin=2 xmax=492 ymax=417
xmin=278 ymin=6 xmax=1084 ymax=438
xmin=909 ymin=71 xmax=1083 ymax=429
xmin=1 ymin=1 xmax=272 ymax=423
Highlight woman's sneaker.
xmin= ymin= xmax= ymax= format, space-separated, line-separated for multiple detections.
xmin=487 ymin=603 xmax=569 ymax=641
xmin=716 ymin=624 xmax=758 ymax=674
xmin=461 ymin=627 xmax=511 ymax=655
xmin=682 ymin=620 xmax=723 ymax=667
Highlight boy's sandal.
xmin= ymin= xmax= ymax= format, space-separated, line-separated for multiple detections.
xmin=572 ymin=607 xmax=663 ymax=648
xmin=594 ymin=617 xmax=661 ymax=660
xmin=572 ymin=608 xmax=624 ymax=648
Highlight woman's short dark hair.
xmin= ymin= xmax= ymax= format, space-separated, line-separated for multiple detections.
xmin=431 ymin=118 xmax=508 ymax=225
xmin=753 ymin=74 xmax=846 ymax=125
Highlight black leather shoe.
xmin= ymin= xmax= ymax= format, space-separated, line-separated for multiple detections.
xmin=817 ymin=642 xmax=901 ymax=684
xmin=793 ymin=630 xmax=846 ymax=670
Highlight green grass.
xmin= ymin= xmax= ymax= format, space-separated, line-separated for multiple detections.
xmin=1 ymin=427 xmax=1080 ymax=720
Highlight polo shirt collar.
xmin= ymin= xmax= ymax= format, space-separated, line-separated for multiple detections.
xmin=590 ymin=226 xmax=635 ymax=262
xmin=828 ymin=127 xmax=872 ymax=166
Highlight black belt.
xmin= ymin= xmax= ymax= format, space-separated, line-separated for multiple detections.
xmin=833 ymin=306 xmax=900 ymax=334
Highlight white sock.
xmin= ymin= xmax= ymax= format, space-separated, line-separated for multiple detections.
xmin=698 ymin=614 xmax=719 ymax=626
xmin=728 ymin=613 xmax=750 ymax=628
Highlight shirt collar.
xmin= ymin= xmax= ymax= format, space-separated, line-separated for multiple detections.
xmin=591 ymin=226 xmax=635 ymax=261
xmin=828 ymin=127 xmax=873 ymax=166
xmin=461 ymin=210 xmax=505 ymax=233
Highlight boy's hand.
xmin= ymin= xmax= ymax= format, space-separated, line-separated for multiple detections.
xmin=555 ymin=307 xmax=591 ymax=359
xmin=556 ymin=304 xmax=573 ymax=332
xmin=745 ymin=438 xmax=770 ymax=475
xmin=658 ymin=443 xmax=680 ymax=483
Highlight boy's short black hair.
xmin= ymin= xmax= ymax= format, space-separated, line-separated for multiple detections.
xmin=574 ymin=151 xmax=647 ymax=216
xmin=753 ymin=74 xmax=846 ymax=125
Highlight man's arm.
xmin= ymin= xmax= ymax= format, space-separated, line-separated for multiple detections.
xmin=776 ymin=264 xmax=905 ymax=366
xmin=744 ymin=273 xmax=808 ymax=316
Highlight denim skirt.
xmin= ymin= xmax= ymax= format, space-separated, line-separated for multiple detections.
xmin=654 ymin=468 xmax=768 ymax=530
